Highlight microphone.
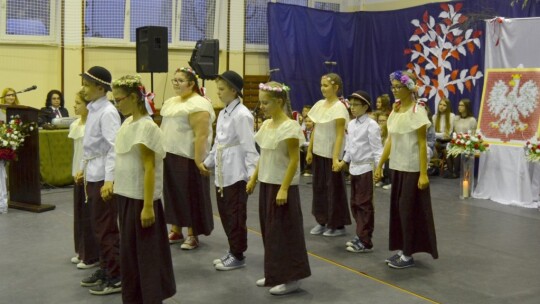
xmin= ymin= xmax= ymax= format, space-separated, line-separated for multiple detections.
xmin=16 ymin=85 xmax=37 ymax=94
xmin=269 ymin=68 xmax=280 ymax=73
xmin=324 ymin=61 xmax=337 ymax=66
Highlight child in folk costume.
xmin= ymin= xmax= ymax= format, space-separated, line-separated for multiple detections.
xmin=111 ymin=75 xmax=176 ymax=303
xmin=161 ymin=67 xmax=215 ymax=250
xmin=247 ymin=82 xmax=311 ymax=295
xmin=375 ymin=70 xmax=438 ymax=269
xmin=200 ymin=70 xmax=259 ymax=270
xmin=337 ymin=91 xmax=383 ymax=253
xmin=69 ymin=90 xmax=99 ymax=269
xmin=306 ymin=73 xmax=351 ymax=237
xmin=76 ymin=66 xmax=122 ymax=295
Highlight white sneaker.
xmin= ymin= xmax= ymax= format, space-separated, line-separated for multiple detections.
xmin=213 ymin=252 xmax=230 ymax=266
xmin=256 ymin=278 xmax=266 ymax=287
xmin=309 ymin=224 xmax=326 ymax=235
xmin=375 ymin=182 xmax=383 ymax=187
xmin=382 ymin=184 xmax=392 ymax=190
xmin=77 ymin=261 xmax=99 ymax=269
xmin=71 ymin=256 xmax=81 ymax=264
xmin=269 ymin=281 xmax=300 ymax=295
xmin=323 ymin=228 xmax=346 ymax=237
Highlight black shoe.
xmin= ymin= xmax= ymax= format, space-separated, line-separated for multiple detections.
xmin=80 ymin=268 xmax=106 ymax=287
xmin=384 ymin=253 xmax=401 ymax=264
xmin=388 ymin=257 xmax=415 ymax=269
xmin=89 ymin=277 xmax=122 ymax=295
xmin=442 ymin=171 xmax=453 ymax=179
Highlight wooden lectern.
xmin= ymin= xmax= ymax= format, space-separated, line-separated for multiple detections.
xmin=0 ymin=105 xmax=55 ymax=212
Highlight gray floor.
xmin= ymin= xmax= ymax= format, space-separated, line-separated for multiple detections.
xmin=1 ymin=175 xmax=539 ymax=304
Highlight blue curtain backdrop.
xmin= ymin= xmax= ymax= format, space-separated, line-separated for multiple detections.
xmin=267 ymin=0 xmax=539 ymax=115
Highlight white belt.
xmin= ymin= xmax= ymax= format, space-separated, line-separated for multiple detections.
xmin=216 ymin=142 xmax=240 ymax=197
xmin=82 ymin=154 xmax=102 ymax=203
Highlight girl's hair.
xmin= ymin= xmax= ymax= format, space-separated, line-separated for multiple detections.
xmin=259 ymin=81 xmax=293 ymax=117
xmin=435 ymin=98 xmax=452 ymax=134
xmin=322 ymin=73 xmax=343 ymax=96
xmin=1 ymin=87 xmax=20 ymax=105
xmin=176 ymin=67 xmax=203 ymax=96
xmin=377 ymin=94 xmax=392 ymax=114
xmin=112 ymin=75 xmax=148 ymax=114
xmin=45 ymin=90 xmax=65 ymax=108
xmin=458 ymin=98 xmax=474 ymax=118
xmin=76 ymin=89 xmax=90 ymax=105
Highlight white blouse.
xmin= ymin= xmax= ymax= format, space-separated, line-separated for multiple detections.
xmin=308 ymin=99 xmax=350 ymax=158
xmin=388 ymin=104 xmax=431 ymax=172
xmin=68 ymin=118 xmax=84 ymax=177
xmin=254 ymin=119 xmax=305 ymax=185
xmin=114 ymin=116 xmax=165 ymax=200
xmin=160 ymin=94 xmax=216 ymax=159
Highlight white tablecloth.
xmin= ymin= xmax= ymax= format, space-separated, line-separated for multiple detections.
xmin=473 ymin=145 xmax=540 ymax=208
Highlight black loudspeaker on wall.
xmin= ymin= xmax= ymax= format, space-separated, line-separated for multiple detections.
xmin=189 ymin=39 xmax=219 ymax=80
xmin=136 ymin=26 xmax=168 ymax=73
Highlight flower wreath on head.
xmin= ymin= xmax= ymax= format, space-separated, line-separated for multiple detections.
xmin=179 ymin=67 xmax=198 ymax=78
xmin=112 ymin=75 xmax=156 ymax=115
xmin=324 ymin=76 xmax=335 ymax=85
xmin=389 ymin=70 xmax=416 ymax=91
xmin=258 ymin=83 xmax=291 ymax=92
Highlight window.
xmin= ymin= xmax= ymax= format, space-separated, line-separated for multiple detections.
xmin=84 ymin=0 xmax=126 ymax=39
xmin=1 ymin=0 xmax=57 ymax=41
xmin=245 ymin=0 xmax=341 ymax=48
xmin=84 ymin=0 xmax=216 ymax=46
xmin=178 ymin=0 xmax=216 ymax=42
xmin=130 ymin=0 xmax=172 ymax=42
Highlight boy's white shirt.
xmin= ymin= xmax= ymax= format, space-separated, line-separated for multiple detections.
xmin=80 ymin=96 xmax=121 ymax=182
xmin=204 ymin=98 xmax=259 ymax=187
xmin=343 ymin=114 xmax=383 ymax=176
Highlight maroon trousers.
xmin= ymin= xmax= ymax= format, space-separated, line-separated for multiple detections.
xmin=259 ymin=183 xmax=311 ymax=286
xmin=118 ymin=196 xmax=176 ymax=304
xmin=216 ymin=180 xmax=248 ymax=258
xmin=311 ymin=154 xmax=351 ymax=228
xmin=350 ymin=172 xmax=374 ymax=248
xmin=73 ymin=183 xmax=99 ymax=262
xmin=86 ymin=181 xmax=121 ymax=279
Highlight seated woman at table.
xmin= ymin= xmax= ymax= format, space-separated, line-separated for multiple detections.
xmin=39 ymin=90 xmax=69 ymax=125
xmin=1 ymin=87 xmax=21 ymax=122
xmin=444 ymin=98 xmax=477 ymax=179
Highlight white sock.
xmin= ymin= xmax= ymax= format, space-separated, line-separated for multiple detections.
xmin=397 ymin=250 xmax=403 ymax=256
xmin=400 ymin=255 xmax=411 ymax=262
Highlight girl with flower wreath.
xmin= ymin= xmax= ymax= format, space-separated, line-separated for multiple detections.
xmin=374 ymin=70 xmax=438 ymax=269
xmin=111 ymin=75 xmax=176 ymax=303
xmin=306 ymin=73 xmax=351 ymax=237
xmin=161 ymin=67 xmax=215 ymax=250
xmin=247 ymin=81 xmax=311 ymax=295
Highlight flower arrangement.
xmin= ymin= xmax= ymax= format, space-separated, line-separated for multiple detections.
xmin=447 ymin=132 xmax=489 ymax=157
xmin=0 ymin=115 xmax=36 ymax=161
xmin=389 ymin=70 xmax=416 ymax=91
xmin=524 ymin=141 xmax=540 ymax=162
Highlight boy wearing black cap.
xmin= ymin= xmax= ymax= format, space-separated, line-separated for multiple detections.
xmin=200 ymin=70 xmax=259 ymax=270
xmin=75 ymin=66 xmax=122 ymax=295
xmin=337 ymin=90 xmax=383 ymax=253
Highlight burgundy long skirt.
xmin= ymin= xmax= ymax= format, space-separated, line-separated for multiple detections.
xmin=117 ymin=196 xmax=176 ymax=304
xmin=259 ymin=183 xmax=311 ymax=286
xmin=389 ymin=171 xmax=438 ymax=258
xmin=163 ymin=153 xmax=214 ymax=236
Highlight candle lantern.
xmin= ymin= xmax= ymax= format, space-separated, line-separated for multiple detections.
xmin=460 ymin=153 xmax=475 ymax=199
